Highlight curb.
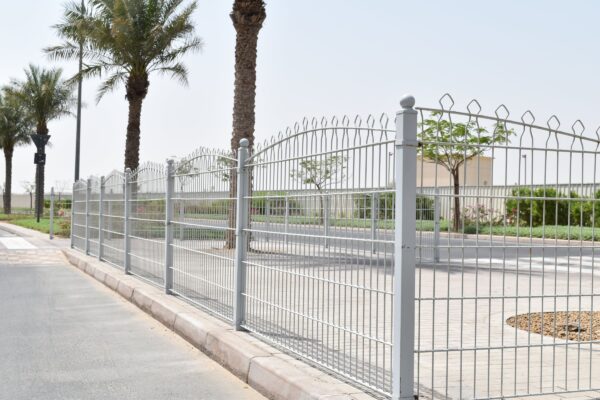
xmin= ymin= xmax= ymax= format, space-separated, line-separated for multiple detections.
xmin=61 ymin=248 xmax=375 ymax=400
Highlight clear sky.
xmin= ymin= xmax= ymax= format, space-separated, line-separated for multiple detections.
xmin=1 ymin=0 xmax=600 ymax=192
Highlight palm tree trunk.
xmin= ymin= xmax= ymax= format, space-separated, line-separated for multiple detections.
xmin=35 ymin=124 xmax=50 ymax=222
xmin=452 ymin=168 xmax=461 ymax=232
xmin=226 ymin=0 xmax=266 ymax=249
xmin=124 ymin=75 xmax=149 ymax=172
xmin=3 ymin=147 xmax=13 ymax=215
xmin=36 ymin=163 xmax=44 ymax=222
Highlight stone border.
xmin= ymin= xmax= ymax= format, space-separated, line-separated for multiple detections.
xmin=61 ymin=248 xmax=376 ymax=400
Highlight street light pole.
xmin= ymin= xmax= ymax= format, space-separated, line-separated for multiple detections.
xmin=74 ymin=0 xmax=84 ymax=182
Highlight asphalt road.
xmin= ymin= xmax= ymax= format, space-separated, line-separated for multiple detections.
xmin=0 ymin=226 xmax=264 ymax=400
xmin=181 ymin=217 xmax=600 ymax=265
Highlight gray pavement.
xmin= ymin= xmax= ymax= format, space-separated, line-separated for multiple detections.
xmin=0 ymin=226 xmax=264 ymax=400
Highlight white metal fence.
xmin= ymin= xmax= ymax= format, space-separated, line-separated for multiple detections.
xmin=70 ymin=95 xmax=600 ymax=400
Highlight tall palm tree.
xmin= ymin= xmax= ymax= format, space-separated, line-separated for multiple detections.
xmin=7 ymin=65 xmax=75 ymax=219
xmin=47 ymin=0 xmax=203 ymax=171
xmin=0 ymin=89 xmax=33 ymax=214
xmin=226 ymin=0 xmax=266 ymax=248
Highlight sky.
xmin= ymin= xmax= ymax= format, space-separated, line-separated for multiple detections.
xmin=1 ymin=0 xmax=600 ymax=193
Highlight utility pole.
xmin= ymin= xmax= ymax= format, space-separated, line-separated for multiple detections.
xmin=74 ymin=0 xmax=84 ymax=182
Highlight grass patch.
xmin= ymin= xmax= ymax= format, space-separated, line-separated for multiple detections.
xmin=0 ymin=212 xmax=71 ymax=238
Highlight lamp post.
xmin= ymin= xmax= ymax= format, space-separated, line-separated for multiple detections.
xmin=31 ymin=133 xmax=51 ymax=222
xmin=74 ymin=0 xmax=84 ymax=182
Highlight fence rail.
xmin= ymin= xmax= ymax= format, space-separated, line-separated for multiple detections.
xmin=68 ymin=94 xmax=600 ymax=400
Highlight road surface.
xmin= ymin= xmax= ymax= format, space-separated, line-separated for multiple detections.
xmin=0 ymin=226 xmax=264 ymax=400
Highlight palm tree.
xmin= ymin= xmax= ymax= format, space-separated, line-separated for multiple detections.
xmin=0 ymin=89 xmax=33 ymax=214
xmin=225 ymin=0 xmax=266 ymax=248
xmin=7 ymin=65 xmax=75 ymax=219
xmin=46 ymin=0 xmax=203 ymax=171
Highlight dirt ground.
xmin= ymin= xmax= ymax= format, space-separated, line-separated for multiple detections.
xmin=507 ymin=311 xmax=600 ymax=341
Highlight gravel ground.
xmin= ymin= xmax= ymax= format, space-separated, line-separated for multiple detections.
xmin=507 ymin=311 xmax=600 ymax=341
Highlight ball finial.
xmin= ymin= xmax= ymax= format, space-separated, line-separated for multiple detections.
xmin=239 ymin=138 xmax=249 ymax=148
xmin=400 ymin=94 xmax=416 ymax=109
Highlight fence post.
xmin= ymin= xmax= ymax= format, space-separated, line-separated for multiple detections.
xmin=265 ymin=197 xmax=270 ymax=243
xmin=392 ymin=95 xmax=417 ymax=400
xmin=85 ymin=179 xmax=91 ymax=255
xmin=234 ymin=138 xmax=250 ymax=331
xmin=165 ymin=159 xmax=175 ymax=294
xmin=124 ymin=168 xmax=132 ymax=274
xmin=324 ymin=194 xmax=330 ymax=248
xmin=108 ymin=189 xmax=113 ymax=240
xmin=284 ymin=195 xmax=289 ymax=245
xmin=371 ymin=192 xmax=379 ymax=253
xmin=98 ymin=176 xmax=105 ymax=261
xmin=70 ymin=183 xmax=75 ymax=248
xmin=49 ymin=187 xmax=55 ymax=240
xmin=433 ymin=188 xmax=440 ymax=263
xmin=179 ymin=184 xmax=184 ymax=241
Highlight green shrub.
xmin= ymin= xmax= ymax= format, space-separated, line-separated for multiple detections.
xmin=506 ymin=187 xmax=599 ymax=227
xmin=45 ymin=199 xmax=72 ymax=209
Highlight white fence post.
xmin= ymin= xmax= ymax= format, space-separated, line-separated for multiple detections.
xmin=284 ymin=195 xmax=289 ymax=245
xmin=98 ymin=176 xmax=105 ymax=261
xmin=433 ymin=188 xmax=440 ymax=263
xmin=49 ymin=187 xmax=55 ymax=240
xmin=392 ymin=95 xmax=417 ymax=400
xmin=265 ymin=197 xmax=270 ymax=243
xmin=371 ymin=192 xmax=379 ymax=253
xmin=124 ymin=168 xmax=132 ymax=274
xmin=70 ymin=183 xmax=75 ymax=248
xmin=324 ymin=194 xmax=330 ymax=248
xmin=234 ymin=139 xmax=250 ymax=331
xmin=107 ymin=189 xmax=113 ymax=241
xmin=165 ymin=160 xmax=175 ymax=294
xmin=85 ymin=179 xmax=91 ymax=255
xmin=179 ymin=186 xmax=184 ymax=241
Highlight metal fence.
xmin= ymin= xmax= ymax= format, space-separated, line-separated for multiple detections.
xmin=69 ymin=95 xmax=600 ymax=400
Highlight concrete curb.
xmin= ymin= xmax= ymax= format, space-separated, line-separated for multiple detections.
xmin=61 ymin=248 xmax=375 ymax=400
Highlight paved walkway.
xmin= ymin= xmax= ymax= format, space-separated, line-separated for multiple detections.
xmin=0 ymin=226 xmax=264 ymax=400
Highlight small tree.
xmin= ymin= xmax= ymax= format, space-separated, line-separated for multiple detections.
xmin=419 ymin=113 xmax=513 ymax=231
xmin=291 ymin=155 xmax=346 ymax=224
xmin=54 ymin=180 xmax=71 ymax=201
xmin=22 ymin=181 xmax=36 ymax=211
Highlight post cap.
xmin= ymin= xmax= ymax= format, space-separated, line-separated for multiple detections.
xmin=400 ymin=94 xmax=416 ymax=109
xmin=239 ymin=138 xmax=249 ymax=148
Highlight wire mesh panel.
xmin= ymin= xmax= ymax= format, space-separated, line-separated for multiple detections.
xmin=242 ymin=116 xmax=396 ymax=395
xmin=170 ymin=149 xmax=237 ymax=321
xmin=101 ymin=171 xmax=125 ymax=269
xmin=87 ymin=177 xmax=101 ymax=257
xmin=414 ymin=95 xmax=600 ymax=399
xmin=128 ymin=162 xmax=166 ymax=286
xmin=71 ymin=180 xmax=87 ymax=251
